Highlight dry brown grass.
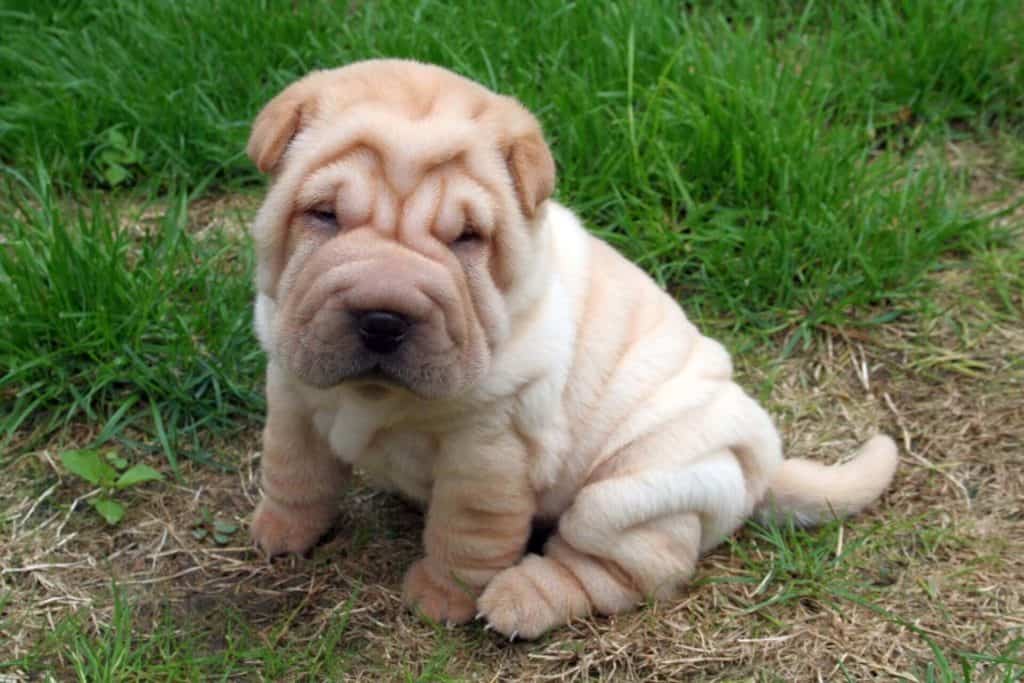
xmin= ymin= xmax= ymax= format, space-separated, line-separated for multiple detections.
xmin=2 ymin=163 xmax=1022 ymax=681
xmin=4 ymin=281 xmax=1021 ymax=681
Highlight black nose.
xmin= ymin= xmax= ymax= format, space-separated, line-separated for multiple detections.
xmin=356 ymin=310 xmax=410 ymax=354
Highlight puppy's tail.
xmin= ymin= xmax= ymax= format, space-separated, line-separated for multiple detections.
xmin=756 ymin=434 xmax=899 ymax=527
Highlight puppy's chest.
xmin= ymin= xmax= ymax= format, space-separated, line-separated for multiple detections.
xmin=331 ymin=419 xmax=576 ymax=515
xmin=312 ymin=403 xmax=439 ymax=504
xmin=311 ymin=396 xmax=577 ymax=511
xmin=354 ymin=429 xmax=439 ymax=504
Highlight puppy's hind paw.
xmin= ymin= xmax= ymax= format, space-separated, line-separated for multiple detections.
xmin=477 ymin=555 xmax=586 ymax=640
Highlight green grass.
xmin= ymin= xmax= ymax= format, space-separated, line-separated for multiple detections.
xmin=1 ymin=0 xmax=1021 ymax=451
xmin=0 ymin=166 xmax=262 ymax=461
xmin=2 ymin=580 xmax=476 ymax=682
xmin=2 ymin=1 xmax=1021 ymax=194
xmin=3 ymin=585 xmax=362 ymax=681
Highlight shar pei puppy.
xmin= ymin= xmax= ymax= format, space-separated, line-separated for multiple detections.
xmin=245 ymin=59 xmax=898 ymax=639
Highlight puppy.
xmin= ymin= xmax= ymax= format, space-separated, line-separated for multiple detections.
xmin=246 ymin=59 xmax=898 ymax=639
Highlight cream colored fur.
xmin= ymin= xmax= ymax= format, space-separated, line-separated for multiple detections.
xmin=246 ymin=59 xmax=899 ymax=639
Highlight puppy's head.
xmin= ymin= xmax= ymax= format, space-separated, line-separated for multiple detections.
xmin=248 ymin=60 xmax=556 ymax=398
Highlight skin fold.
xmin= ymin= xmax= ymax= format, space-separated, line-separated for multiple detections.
xmin=245 ymin=59 xmax=899 ymax=639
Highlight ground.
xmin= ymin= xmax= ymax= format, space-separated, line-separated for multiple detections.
xmin=2 ymin=167 xmax=1021 ymax=680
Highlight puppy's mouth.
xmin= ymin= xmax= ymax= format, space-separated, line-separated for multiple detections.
xmin=352 ymin=362 xmax=399 ymax=385
xmin=354 ymin=362 xmax=385 ymax=378
xmin=336 ymin=360 xmax=409 ymax=389
xmin=300 ymin=355 xmax=425 ymax=397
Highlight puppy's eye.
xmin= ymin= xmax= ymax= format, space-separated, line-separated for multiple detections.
xmin=305 ymin=208 xmax=338 ymax=232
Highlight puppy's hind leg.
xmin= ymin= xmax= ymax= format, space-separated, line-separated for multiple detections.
xmin=478 ymin=449 xmax=753 ymax=639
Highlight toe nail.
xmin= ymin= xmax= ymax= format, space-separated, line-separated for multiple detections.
xmin=509 ymin=630 xmax=518 ymax=642
xmin=475 ymin=611 xmax=484 ymax=621
xmin=483 ymin=623 xmax=494 ymax=632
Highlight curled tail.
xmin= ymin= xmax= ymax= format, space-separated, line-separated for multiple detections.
xmin=756 ymin=434 xmax=899 ymax=527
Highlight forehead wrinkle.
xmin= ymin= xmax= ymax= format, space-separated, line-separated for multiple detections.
xmin=397 ymin=172 xmax=445 ymax=249
xmin=456 ymin=148 xmax=510 ymax=218
xmin=372 ymin=181 xmax=399 ymax=237
xmin=297 ymin=144 xmax=380 ymax=201
xmin=295 ymin=151 xmax=380 ymax=232
xmin=375 ymin=115 xmax=479 ymax=196
xmin=296 ymin=168 xmax=346 ymax=208
xmin=285 ymin=106 xmax=505 ymax=247
xmin=289 ymin=103 xmax=492 ymax=203
xmin=446 ymin=169 xmax=500 ymax=233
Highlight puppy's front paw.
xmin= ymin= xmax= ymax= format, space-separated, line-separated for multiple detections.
xmin=250 ymin=496 xmax=336 ymax=557
xmin=402 ymin=558 xmax=477 ymax=626
xmin=477 ymin=556 xmax=578 ymax=640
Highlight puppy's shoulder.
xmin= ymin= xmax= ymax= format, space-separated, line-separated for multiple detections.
xmin=544 ymin=201 xmax=596 ymax=293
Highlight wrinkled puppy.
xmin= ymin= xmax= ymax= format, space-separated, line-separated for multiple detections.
xmin=246 ymin=59 xmax=899 ymax=639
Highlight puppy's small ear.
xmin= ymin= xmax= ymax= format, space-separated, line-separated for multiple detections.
xmin=503 ymin=102 xmax=556 ymax=219
xmin=247 ymin=81 xmax=320 ymax=174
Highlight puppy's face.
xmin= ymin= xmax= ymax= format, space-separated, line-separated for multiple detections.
xmin=248 ymin=60 xmax=555 ymax=398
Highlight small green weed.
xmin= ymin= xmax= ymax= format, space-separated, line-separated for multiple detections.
xmin=190 ymin=507 xmax=239 ymax=545
xmin=58 ymin=448 xmax=163 ymax=525
xmin=92 ymin=127 xmax=143 ymax=189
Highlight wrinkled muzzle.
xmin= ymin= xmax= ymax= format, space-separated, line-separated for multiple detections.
xmin=276 ymin=233 xmax=486 ymax=398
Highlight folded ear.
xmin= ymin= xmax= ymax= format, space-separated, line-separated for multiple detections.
xmin=247 ymin=79 xmax=321 ymax=174
xmin=501 ymin=100 xmax=556 ymax=219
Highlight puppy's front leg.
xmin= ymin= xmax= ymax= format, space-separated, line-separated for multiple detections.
xmin=402 ymin=428 xmax=534 ymax=626
xmin=251 ymin=372 xmax=351 ymax=557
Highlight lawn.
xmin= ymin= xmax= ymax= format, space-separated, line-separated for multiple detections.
xmin=1 ymin=0 xmax=1022 ymax=680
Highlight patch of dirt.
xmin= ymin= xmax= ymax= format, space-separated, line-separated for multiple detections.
xmin=113 ymin=192 xmax=262 ymax=242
